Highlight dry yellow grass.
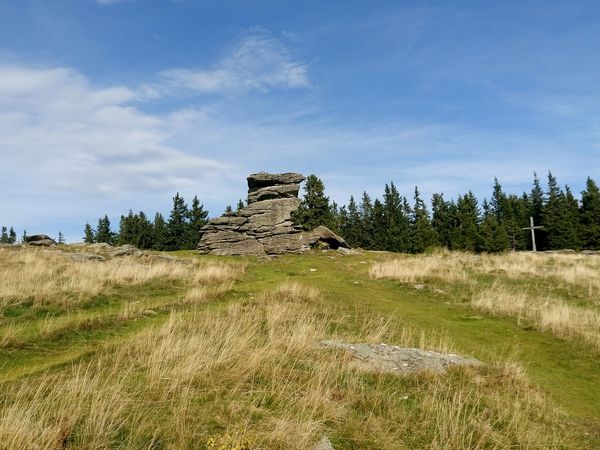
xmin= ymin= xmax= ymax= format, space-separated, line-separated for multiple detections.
xmin=369 ymin=252 xmax=469 ymax=284
xmin=0 ymin=247 xmax=244 ymax=310
xmin=370 ymin=250 xmax=600 ymax=352
xmin=0 ymin=281 xmax=570 ymax=449
xmin=370 ymin=250 xmax=600 ymax=296
xmin=473 ymin=284 xmax=600 ymax=350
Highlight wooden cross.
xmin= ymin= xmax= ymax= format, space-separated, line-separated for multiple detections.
xmin=522 ymin=216 xmax=544 ymax=252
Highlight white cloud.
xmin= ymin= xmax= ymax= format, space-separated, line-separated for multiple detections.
xmin=158 ymin=34 xmax=310 ymax=95
xmin=0 ymin=63 xmax=230 ymax=236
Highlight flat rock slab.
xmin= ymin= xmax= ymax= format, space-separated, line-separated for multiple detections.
xmin=321 ymin=340 xmax=482 ymax=374
xmin=247 ymin=172 xmax=305 ymax=188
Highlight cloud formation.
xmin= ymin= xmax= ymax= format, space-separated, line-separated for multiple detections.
xmin=157 ymin=34 xmax=309 ymax=95
xmin=0 ymin=64 xmax=228 ymax=210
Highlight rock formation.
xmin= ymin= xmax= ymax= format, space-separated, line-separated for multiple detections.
xmin=197 ymin=172 xmax=348 ymax=256
xmin=25 ymin=235 xmax=57 ymax=246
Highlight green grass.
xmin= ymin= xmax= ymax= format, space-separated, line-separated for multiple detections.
xmin=1 ymin=249 xmax=599 ymax=448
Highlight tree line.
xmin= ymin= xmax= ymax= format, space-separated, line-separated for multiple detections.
xmin=84 ymin=193 xmax=208 ymax=251
xmin=293 ymin=173 xmax=600 ymax=252
xmin=0 ymin=226 xmax=18 ymax=244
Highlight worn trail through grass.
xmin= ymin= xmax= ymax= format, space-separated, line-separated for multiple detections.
xmin=1 ymin=248 xmax=599 ymax=448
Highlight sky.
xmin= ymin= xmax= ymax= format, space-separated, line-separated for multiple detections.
xmin=1 ymin=0 xmax=599 ymax=242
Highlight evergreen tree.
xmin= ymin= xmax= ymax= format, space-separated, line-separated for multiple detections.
xmin=503 ymin=194 xmax=528 ymax=250
xmin=58 ymin=231 xmax=65 ymax=245
xmin=581 ymin=177 xmax=600 ymax=249
xmin=135 ymin=211 xmax=154 ymax=249
xmin=340 ymin=195 xmax=362 ymax=247
xmin=152 ymin=213 xmax=168 ymax=251
xmin=167 ymin=193 xmax=189 ymax=250
xmin=236 ymin=199 xmax=246 ymax=212
xmin=371 ymin=198 xmax=387 ymax=250
xmin=292 ymin=175 xmax=334 ymax=230
xmin=452 ymin=192 xmax=479 ymax=251
xmin=8 ymin=227 xmax=17 ymax=244
xmin=95 ymin=215 xmax=115 ymax=244
xmin=478 ymin=199 xmax=509 ymax=252
xmin=83 ymin=223 xmax=95 ymax=244
xmin=22 ymin=230 xmax=27 ymax=244
xmin=490 ymin=177 xmax=506 ymax=222
xmin=187 ymin=196 xmax=209 ymax=249
xmin=431 ymin=193 xmax=453 ymax=248
xmin=224 ymin=205 xmax=233 ymax=214
xmin=561 ymin=186 xmax=581 ymax=249
xmin=0 ymin=226 xmax=7 ymax=244
xmin=382 ymin=182 xmax=412 ymax=252
xmin=529 ymin=172 xmax=547 ymax=249
xmin=542 ymin=173 xmax=580 ymax=249
xmin=358 ymin=192 xmax=374 ymax=248
xmin=118 ymin=211 xmax=136 ymax=245
xmin=412 ymin=187 xmax=438 ymax=252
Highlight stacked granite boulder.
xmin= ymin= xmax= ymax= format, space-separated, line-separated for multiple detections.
xmin=197 ymin=172 xmax=348 ymax=256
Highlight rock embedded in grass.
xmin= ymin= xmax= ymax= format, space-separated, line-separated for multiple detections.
xmin=321 ymin=340 xmax=482 ymax=374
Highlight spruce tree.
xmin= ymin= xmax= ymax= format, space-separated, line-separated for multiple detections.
xmin=358 ymin=192 xmax=374 ymax=249
xmin=83 ymin=223 xmax=95 ymax=244
xmin=95 ymin=215 xmax=115 ymax=244
xmin=381 ymin=182 xmax=411 ymax=252
xmin=561 ymin=186 xmax=581 ymax=249
xmin=8 ymin=227 xmax=17 ymax=245
xmin=187 ymin=195 xmax=209 ymax=249
xmin=236 ymin=199 xmax=245 ymax=212
xmin=371 ymin=198 xmax=387 ymax=250
xmin=431 ymin=193 xmax=453 ymax=249
xmin=22 ymin=230 xmax=27 ymax=243
xmin=135 ymin=211 xmax=154 ymax=249
xmin=0 ymin=226 xmax=7 ymax=244
xmin=529 ymin=172 xmax=547 ymax=249
xmin=292 ymin=175 xmax=334 ymax=230
xmin=118 ymin=211 xmax=136 ymax=246
xmin=479 ymin=199 xmax=509 ymax=252
xmin=166 ymin=193 xmax=189 ymax=250
xmin=581 ymin=177 xmax=600 ymax=249
xmin=542 ymin=173 xmax=580 ymax=250
xmin=152 ymin=213 xmax=168 ymax=251
xmin=412 ymin=187 xmax=438 ymax=252
xmin=340 ymin=195 xmax=362 ymax=247
xmin=452 ymin=192 xmax=479 ymax=251
xmin=58 ymin=231 xmax=65 ymax=245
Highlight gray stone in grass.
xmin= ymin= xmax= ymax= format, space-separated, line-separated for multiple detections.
xmin=320 ymin=340 xmax=482 ymax=375
xmin=70 ymin=252 xmax=106 ymax=262
xmin=314 ymin=436 xmax=335 ymax=450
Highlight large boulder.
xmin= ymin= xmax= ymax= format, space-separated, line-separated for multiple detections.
xmin=197 ymin=172 xmax=349 ymax=256
xmin=25 ymin=235 xmax=57 ymax=246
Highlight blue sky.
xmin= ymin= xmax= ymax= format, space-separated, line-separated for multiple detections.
xmin=1 ymin=0 xmax=599 ymax=241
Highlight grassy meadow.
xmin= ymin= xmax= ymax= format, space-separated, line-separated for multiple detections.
xmin=0 ymin=246 xmax=599 ymax=449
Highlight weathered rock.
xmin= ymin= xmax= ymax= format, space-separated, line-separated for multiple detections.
xmin=247 ymin=172 xmax=305 ymax=189
xmin=70 ymin=252 xmax=106 ymax=262
xmin=110 ymin=245 xmax=143 ymax=257
xmin=304 ymin=226 xmax=348 ymax=249
xmin=314 ymin=437 xmax=335 ymax=450
xmin=321 ymin=340 xmax=482 ymax=374
xmin=29 ymin=239 xmax=57 ymax=247
xmin=248 ymin=183 xmax=300 ymax=203
xmin=198 ymin=172 xmax=349 ymax=256
xmin=25 ymin=235 xmax=57 ymax=246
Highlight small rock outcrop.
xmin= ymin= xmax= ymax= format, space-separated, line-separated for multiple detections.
xmin=320 ymin=340 xmax=482 ymax=374
xmin=25 ymin=235 xmax=57 ymax=246
xmin=198 ymin=172 xmax=348 ymax=256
